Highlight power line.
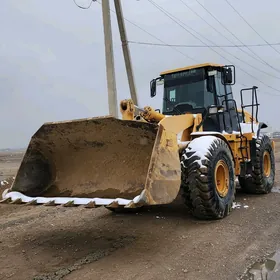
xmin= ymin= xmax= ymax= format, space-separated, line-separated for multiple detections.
xmin=74 ymin=0 xmax=280 ymax=96
xmin=178 ymin=0 xmax=280 ymax=73
xmin=147 ymin=0 xmax=280 ymax=94
xmin=147 ymin=0 xmax=280 ymax=82
xmin=72 ymin=0 xmax=96 ymax=9
xmin=224 ymin=0 xmax=280 ymax=57
xmin=195 ymin=0 xmax=280 ymax=74
xmin=128 ymin=40 xmax=280 ymax=48
xmin=75 ymin=0 xmax=196 ymax=61
xmin=91 ymin=1 xmax=254 ymax=94
xmin=96 ymin=1 xmax=252 ymax=93
xmin=95 ymin=0 xmax=198 ymax=63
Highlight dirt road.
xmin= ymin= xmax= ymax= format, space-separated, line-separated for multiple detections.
xmin=0 ymin=141 xmax=279 ymax=280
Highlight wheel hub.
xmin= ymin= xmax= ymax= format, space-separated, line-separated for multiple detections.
xmin=215 ymin=160 xmax=229 ymax=197
xmin=263 ymin=150 xmax=271 ymax=177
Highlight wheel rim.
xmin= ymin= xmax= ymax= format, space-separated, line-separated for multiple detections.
xmin=215 ymin=160 xmax=230 ymax=197
xmin=263 ymin=150 xmax=271 ymax=177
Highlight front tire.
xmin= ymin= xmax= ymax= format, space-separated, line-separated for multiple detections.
xmin=180 ymin=136 xmax=236 ymax=220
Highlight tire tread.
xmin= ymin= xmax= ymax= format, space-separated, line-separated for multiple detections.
xmin=180 ymin=136 xmax=236 ymax=220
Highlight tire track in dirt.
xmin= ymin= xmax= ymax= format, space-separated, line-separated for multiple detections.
xmin=33 ymin=236 xmax=136 ymax=280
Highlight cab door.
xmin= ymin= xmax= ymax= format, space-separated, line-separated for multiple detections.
xmin=214 ymin=71 xmax=240 ymax=133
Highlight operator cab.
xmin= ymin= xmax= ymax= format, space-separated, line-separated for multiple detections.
xmin=150 ymin=63 xmax=239 ymax=134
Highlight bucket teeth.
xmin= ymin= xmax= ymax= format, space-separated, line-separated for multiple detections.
xmin=10 ymin=198 xmax=23 ymax=204
xmin=125 ymin=201 xmax=137 ymax=208
xmin=43 ymin=200 xmax=56 ymax=206
xmin=63 ymin=200 xmax=75 ymax=207
xmin=1 ymin=192 xmax=144 ymax=209
xmin=26 ymin=199 xmax=38 ymax=205
xmin=107 ymin=201 xmax=120 ymax=209
xmin=125 ymin=200 xmax=144 ymax=209
xmin=84 ymin=201 xmax=96 ymax=208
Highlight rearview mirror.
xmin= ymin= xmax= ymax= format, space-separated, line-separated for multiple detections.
xmin=150 ymin=79 xmax=156 ymax=98
xmin=222 ymin=65 xmax=235 ymax=85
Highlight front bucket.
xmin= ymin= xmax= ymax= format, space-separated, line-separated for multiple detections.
xmin=7 ymin=116 xmax=181 ymax=207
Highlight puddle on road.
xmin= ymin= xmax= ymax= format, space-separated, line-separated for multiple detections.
xmin=240 ymin=250 xmax=280 ymax=280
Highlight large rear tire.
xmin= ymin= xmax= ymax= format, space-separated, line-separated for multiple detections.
xmin=180 ymin=136 xmax=236 ymax=220
xmin=238 ymin=134 xmax=275 ymax=194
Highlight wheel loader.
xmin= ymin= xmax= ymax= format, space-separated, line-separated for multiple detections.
xmin=1 ymin=63 xmax=275 ymax=220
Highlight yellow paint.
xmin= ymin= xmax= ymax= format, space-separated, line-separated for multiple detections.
xmin=159 ymin=114 xmax=195 ymax=135
xmin=272 ymin=140 xmax=275 ymax=152
xmin=160 ymin=62 xmax=224 ymax=76
xmin=140 ymin=106 xmax=165 ymax=122
xmin=263 ymin=150 xmax=271 ymax=177
xmin=119 ymin=97 xmax=272 ymax=182
xmin=120 ymin=99 xmax=135 ymax=120
xmin=237 ymin=109 xmax=257 ymax=123
xmin=193 ymin=114 xmax=203 ymax=132
xmin=215 ymin=160 xmax=229 ymax=197
xmin=143 ymin=125 xmax=181 ymax=205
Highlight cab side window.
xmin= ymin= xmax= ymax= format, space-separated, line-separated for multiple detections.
xmin=214 ymin=72 xmax=226 ymax=107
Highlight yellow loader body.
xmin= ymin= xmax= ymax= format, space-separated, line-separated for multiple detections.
xmin=2 ymin=62 xmax=274 ymax=221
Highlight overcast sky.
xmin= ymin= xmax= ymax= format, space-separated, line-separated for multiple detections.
xmin=1 ymin=0 xmax=280 ymax=148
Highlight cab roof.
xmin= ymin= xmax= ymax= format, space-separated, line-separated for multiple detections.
xmin=160 ymin=62 xmax=224 ymax=76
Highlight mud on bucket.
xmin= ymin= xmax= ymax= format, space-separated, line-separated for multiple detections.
xmin=10 ymin=116 xmax=181 ymax=206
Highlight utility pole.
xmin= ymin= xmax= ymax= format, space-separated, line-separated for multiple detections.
xmin=101 ymin=0 xmax=118 ymax=117
xmin=114 ymin=0 xmax=138 ymax=106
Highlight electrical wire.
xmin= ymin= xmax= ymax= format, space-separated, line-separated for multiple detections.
xmin=128 ymin=40 xmax=280 ymax=48
xmin=96 ymin=1 xmax=254 ymax=94
xmin=195 ymin=0 xmax=280 ymax=74
xmin=224 ymin=0 xmax=280 ymax=57
xmin=147 ymin=0 xmax=280 ymax=95
xmin=148 ymin=0 xmax=280 ymax=81
xmin=95 ymin=0 xmax=198 ymax=63
xmin=73 ymin=0 xmax=280 ymax=96
xmin=179 ymin=0 xmax=280 ymax=74
xmin=72 ymin=0 xmax=95 ymax=9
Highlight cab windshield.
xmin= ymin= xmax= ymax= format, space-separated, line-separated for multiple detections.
xmin=162 ymin=68 xmax=216 ymax=114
